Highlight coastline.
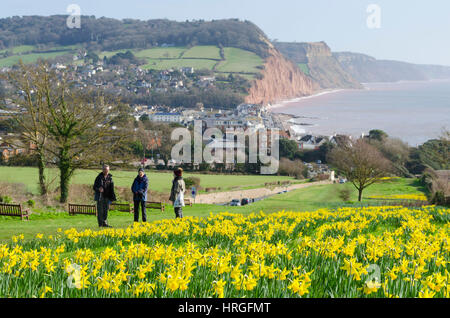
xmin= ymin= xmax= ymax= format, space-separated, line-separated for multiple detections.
xmin=267 ymin=87 xmax=358 ymax=111
xmin=266 ymin=78 xmax=450 ymax=111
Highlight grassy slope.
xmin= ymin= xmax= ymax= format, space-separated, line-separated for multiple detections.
xmin=0 ymin=177 xmax=428 ymax=242
xmin=182 ymin=46 xmax=221 ymax=60
xmin=142 ymin=58 xmax=217 ymax=70
xmin=215 ymin=47 xmax=263 ymax=73
xmin=0 ymin=45 xmax=263 ymax=81
xmin=0 ymin=51 xmax=72 ymax=67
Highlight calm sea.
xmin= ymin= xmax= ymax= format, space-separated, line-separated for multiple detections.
xmin=271 ymin=80 xmax=450 ymax=146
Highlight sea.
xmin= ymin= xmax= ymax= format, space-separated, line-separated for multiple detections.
xmin=270 ymin=80 xmax=450 ymax=146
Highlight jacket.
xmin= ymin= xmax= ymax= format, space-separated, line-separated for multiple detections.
xmin=169 ymin=176 xmax=185 ymax=204
xmin=93 ymin=173 xmax=117 ymax=202
xmin=131 ymin=174 xmax=149 ymax=202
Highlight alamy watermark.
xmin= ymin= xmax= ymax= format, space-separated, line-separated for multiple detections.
xmin=367 ymin=4 xmax=381 ymax=29
xmin=66 ymin=263 xmax=81 ymax=289
xmin=66 ymin=4 xmax=81 ymax=29
xmin=170 ymin=120 xmax=280 ymax=175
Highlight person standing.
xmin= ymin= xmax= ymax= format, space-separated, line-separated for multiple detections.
xmin=131 ymin=167 xmax=148 ymax=222
xmin=93 ymin=164 xmax=116 ymax=227
xmin=169 ymin=167 xmax=186 ymax=218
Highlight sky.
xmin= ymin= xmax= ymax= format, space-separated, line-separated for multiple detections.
xmin=2 ymin=0 xmax=450 ymax=66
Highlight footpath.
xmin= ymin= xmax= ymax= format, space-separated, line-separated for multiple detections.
xmin=194 ymin=180 xmax=332 ymax=204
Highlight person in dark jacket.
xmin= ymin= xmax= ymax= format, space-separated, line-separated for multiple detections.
xmin=93 ymin=164 xmax=117 ymax=227
xmin=169 ymin=167 xmax=186 ymax=219
xmin=131 ymin=167 xmax=148 ymax=222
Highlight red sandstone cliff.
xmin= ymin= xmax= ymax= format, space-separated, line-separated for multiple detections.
xmin=245 ymin=41 xmax=317 ymax=105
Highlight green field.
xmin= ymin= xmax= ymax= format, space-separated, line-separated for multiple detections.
xmin=133 ymin=47 xmax=186 ymax=59
xmin=0 ymin=174 xmax=428 ymax=242
xmin=142 ymin=58 xmax=217 ymax=70
xmin=182 ymin=45 xmax=222 ymax=60
xmin=0 ymin=44 xmax=264 ymax=80
xmin=0 ymin=51 xmax=72 ymax=67
xmin=0 ymin=166 xmax=298 ymax=195
xmin=215 ymin=47 xmax=263 ymax=73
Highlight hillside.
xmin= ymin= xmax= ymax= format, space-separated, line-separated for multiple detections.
xmin=275 ymin=41 xmax=362 ymax=89
xmin=0 ymin=16 xmax=319 ymax=106
xmin=334 ymin=52 xmax=450 ymax=83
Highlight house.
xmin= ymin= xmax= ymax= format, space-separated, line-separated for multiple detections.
xmin=150 ymin=112 xmax=182 ymax=123
xmin=0 ymin=142 xmax=25 ymax=161
xmin=298 ymin=135 xmax=327 ymax=150
xmin=181 ymin=67 xmax=194 ymax=74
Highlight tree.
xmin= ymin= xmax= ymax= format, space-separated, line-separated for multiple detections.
xmin=328 ymin=139 xmax=392 ymax=201
xmin=16 ymin=62 xmax=133 ymax=203
xmin=1 ymin=61 xmax=52 ymax=195
xmin=367 ymin=129 xmax=388 ymax=142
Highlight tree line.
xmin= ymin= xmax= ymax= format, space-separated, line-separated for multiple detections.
xmin=0 ymin=16 xmax=271 ymax=58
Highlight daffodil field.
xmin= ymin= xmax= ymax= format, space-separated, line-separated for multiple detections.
xmin=1 ymin=206 xmax=449 ymax=298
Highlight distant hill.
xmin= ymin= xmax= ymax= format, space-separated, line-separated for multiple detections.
xmin=275 ymin=41 xmax=362 ymax=89
xmin=0 ymin=16 xmax=271 ymax=58
xmin=0 ymin=16 xmax=315 ymax=106
xmin=334 ymin=52 xmax=450 ymax=83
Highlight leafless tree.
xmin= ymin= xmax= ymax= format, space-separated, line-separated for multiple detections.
xmin=1 ymin=61 xmax=53 ymax=195
xmin=328 ymin=138 xmax=392 ymax=201
xmin=3 ymin=61 xmax=133 ymax=203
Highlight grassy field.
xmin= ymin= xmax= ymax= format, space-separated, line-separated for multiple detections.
xmin=215 ymin=47 xmax=263 ymax=73
xmin=0 ymin=44 xmax=264 ymax=82
xmin=0 ymin=166 xmax=298 ymax=195
xmin=182 ymin=45 xmax=222 ymax=60
xmin=0 ymin=51 xmax=72 ymax=67
xmin=133 ymin=47 xmax=186 ymax=59
xmin=142 ymin=58 xmax=217 ymax=70
xmin=0 ymin=176 xmax=428 ymax=242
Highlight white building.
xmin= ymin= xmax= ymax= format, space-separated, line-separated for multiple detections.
xmin=151 ymin=112 xmax=182 ymax=123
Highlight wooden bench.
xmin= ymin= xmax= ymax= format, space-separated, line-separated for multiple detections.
xmin=110 ymin=202 xmax=133 ymax=213
xmin=0 ymin=203 xmax=31 ymax=221
xmin=145 ymin=201 xmax=165 ymax=212
xmin=68 ymin=204 xmax=97 ymax=216
xmin=184 ymin=199 xmax=193 ymax=207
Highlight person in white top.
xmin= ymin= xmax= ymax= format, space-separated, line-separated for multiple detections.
xmin=169 ymin=167 xmax=186 ymax=218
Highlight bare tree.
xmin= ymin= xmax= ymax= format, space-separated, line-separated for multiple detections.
xmin=1 ymin=61 xmax=52 ymax=195
xmin=44 ymin=85 xmax=132 ymax=202
xmin=328 ymin=139 xmax=392 ymax=201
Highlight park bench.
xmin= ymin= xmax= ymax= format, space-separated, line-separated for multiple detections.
xmin=184 ymin=199 xmax=193 ymax=207
xmin=68 ymin=203 xmax=97 ymax=216
xmin=145 ymin=201 xmax=165 ymax=212
xmin=0 ymin=203 xmax=31 ymax=221
xmin=110 ymin=202 xmax=133 ymax=213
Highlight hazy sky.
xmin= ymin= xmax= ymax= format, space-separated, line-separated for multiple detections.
xmin=2 ymin=0 xmax=450 ymax=65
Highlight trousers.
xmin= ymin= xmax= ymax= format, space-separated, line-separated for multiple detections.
xmin=134 ymin=200 xmax=147 ymax=222
xmin=96 ymin=197 xmax=110 ymax=226
xmin=174 ymin=207 xmax=183 ymax=218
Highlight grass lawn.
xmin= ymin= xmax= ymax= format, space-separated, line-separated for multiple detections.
xmin=0 ymin=51 xmax=71 ymax=67
xmin=0 ymin=176 xmax=428 ymax=242
xmin=182 ymin=46 xmax=221 ymax=60
xmin=142 ymin=58 xmax=217 ymax=70
xmin=133 ymin=47 xmax=187 ymax=59
xmin=0 ymin=166 xmax=299 ymax=195
xmin=215 ymin=47 xmax=263 ymax=73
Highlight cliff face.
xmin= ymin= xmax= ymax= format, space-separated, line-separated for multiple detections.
xmin=245 ymin=43 xmax=316 ymax=105
xmin=334 ymin=52 xmax=450 ymax=83
xmin=275 ymin=42 xmax=362 ymax=90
